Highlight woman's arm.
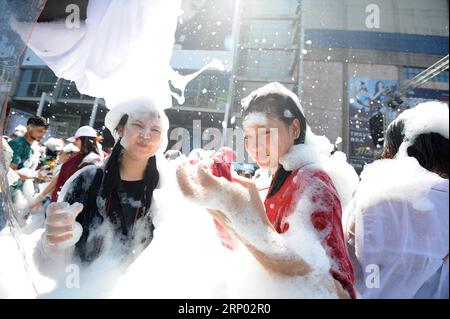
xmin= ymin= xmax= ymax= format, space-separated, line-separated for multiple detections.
xmin=29 ymin=173 xmax=60 ymax=212
xmin=40 ymin=172 xmax=59 ymax=197
xmin=178 ymin=164 xmax=352 ymax=298
xmin=177 ymin=164 xmax=312 ymax=277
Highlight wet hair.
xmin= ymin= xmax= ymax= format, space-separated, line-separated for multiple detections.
xmin=242 ymin=93 xmax=307 ymax=197
xmin=78 ymin=136 xmax=100 ymax=156
xmin=383 ymin=119 xmax=449 ymax=178
xmin=27 ymin=116 xmax=49 ymax=128
xmin=102 ymin=115 xmax=159 ymax=212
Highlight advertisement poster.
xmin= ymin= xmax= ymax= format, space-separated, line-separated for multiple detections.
xmin=348 ymin=77 xmax=398 ymax=173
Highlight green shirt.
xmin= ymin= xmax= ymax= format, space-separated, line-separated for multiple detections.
xmin=8 ymin=136 xmax=32 ymax=170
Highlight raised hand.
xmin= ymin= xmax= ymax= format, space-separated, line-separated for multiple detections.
xmin=45 ymin=202 xmax=84 ymax=249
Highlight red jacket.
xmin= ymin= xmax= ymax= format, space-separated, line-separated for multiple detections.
xmin=264 ymin=165 xmax=356 ymax=298
xmin=210 ymin=148 xmax=355 ymax=298
xmin=51 ymin=152 xmax=101 ymax=202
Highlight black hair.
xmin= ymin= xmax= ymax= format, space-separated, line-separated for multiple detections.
xmin=27 ymin=116 xmax=49 ymax=128
xmin=242 ymin=93 xmax=307 ymax=197
xmin=101 ymin=115 xmax=159 ymax=213
xmin=45 ymin=148 xmax=59 ymax=160
xmin=374 ymin=81 xmax=384 ymax=93
xmin=383 ymin=119 xmax=449 ymax=178
xmin=78 ymin=136 xmax=100 ymax=156
xmin=382 ymin=120 xmax=404 ymax=159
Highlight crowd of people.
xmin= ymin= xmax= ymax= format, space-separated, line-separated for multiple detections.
xmin=0 ymin=83 xmax=448 ymax=299
xmin=1 ymin=117 xmax=107 ymax=224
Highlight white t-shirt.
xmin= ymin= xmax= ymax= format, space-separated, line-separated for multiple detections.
xmin=346 ymin=179 xmax=449 ymax=299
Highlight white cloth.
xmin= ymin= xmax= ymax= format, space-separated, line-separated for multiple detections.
xmin=12 ymin=0 xmax=181 ymax=107
xmin=347 ymin=179 xmax=449 ymax=299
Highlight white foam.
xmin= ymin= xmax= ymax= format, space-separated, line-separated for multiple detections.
xmin=396 ymin=101 xmax=449 ymax=157
xmin=13 ymin=0 xmax=184 ymax=108
xmin=44 ymin=138 xmax=64 ymax=152
xmin=241 ymin=82 xmax=305 ymax=115
xmin=280 ymin=128 xmax=359 ymax=209
xmin=352 ymin=157 xmax=444 ymax=213
xmin=242 ymin=112 xmax=269 ymax=126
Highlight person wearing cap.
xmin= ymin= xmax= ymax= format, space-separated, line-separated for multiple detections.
xmin=34 ymin=97 xmax=170 ymax=270
xmin=58 ymin=143 xmax=80 ymax=167
xmin=29 ymin=126 xmax=103 ymax=212
xmin=176 ymin=82 xmax=356 ymax=298
xmin=345 ymin=102 xmax=449 ymax=299
xmin=44 ymin=143 xmax=81 ymax=183
xmin=41 ymin=137 xmax=64 ymax=171
xmin=9 ymin=124 xmax=27 ymax=140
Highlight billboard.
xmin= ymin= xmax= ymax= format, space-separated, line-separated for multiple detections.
xmin=348 ymin=77 xmax=398 ymax=173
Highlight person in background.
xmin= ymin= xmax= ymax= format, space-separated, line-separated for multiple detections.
xmin=30 ymin=126 xmax=103 ymax=210
xmin=8 ymin=116 xmax=49 ymax=189
xmin=346 ymin=102 xmax=449 ymax=299
xmin=56 ymin=143 xmax=79 ymax=168
xmin=40 ymin=137 xmax=64 ymax=173
xmin=8 ymin=124 xmax=27 ymax=141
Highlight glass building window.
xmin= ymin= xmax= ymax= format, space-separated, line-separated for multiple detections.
xmin=58 ymin=79 xmax=95 ymax=101
xmin=242 ymin=0 xmax=298 ymax=17
xmin=15 ymin=68 xmax=57 ymax=97
xmin=173 ymin=72 xmax=230 ymax=111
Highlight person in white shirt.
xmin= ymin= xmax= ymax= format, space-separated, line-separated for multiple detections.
xmin=345 ymin=101 xmax=449 ymax=299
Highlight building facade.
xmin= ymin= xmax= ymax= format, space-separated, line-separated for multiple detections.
xmin=6 ymin=0 xmax=449 ymax=170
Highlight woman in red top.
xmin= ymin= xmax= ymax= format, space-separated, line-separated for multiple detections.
xmin=30 ymin=126 xmax=103 ymax=210
xmin=177 ymin=82 xmax=355 ymax=298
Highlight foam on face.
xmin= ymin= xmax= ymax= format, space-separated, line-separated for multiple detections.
xmin=242 ymin=112 xmax=269 ymax=127
xmin=351 ymin=156 xmax=444 ymax=213
xmin=120 ymin=111 xmax=164 ymax=150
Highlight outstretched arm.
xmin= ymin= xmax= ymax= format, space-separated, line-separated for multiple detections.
xmin=29 ymin=173 xmax=60 ymax=212
xmin=176 ymin=164 xmax=311 ymax=277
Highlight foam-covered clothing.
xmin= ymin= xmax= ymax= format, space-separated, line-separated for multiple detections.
xmin=59 ymin=164 xmax=156 ymax=263
xmin=346 ymin=179 xmax=449 ymax=299
xmin=8 ymin=136 xmax=32 ymax=170
xmin=264 ymin=164 xmax=356 ymax=298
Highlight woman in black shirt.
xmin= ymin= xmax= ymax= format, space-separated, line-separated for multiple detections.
xmin=38 ymin=97 xmax=170 ymax=264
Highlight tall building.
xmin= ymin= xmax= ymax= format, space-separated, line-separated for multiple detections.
xmin=227 ymin=0 xmax=449 ymax=171
xmin=6 ymin=0 xmax=449 ymax=171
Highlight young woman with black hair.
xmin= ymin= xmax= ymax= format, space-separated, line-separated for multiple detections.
xmin=345 ymin=101 xmax=449 ymax=298
xmin=36 ymin=97 xmax=169 ymax=265
xmin=177 ymin=82 xmax=356 ymax=298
